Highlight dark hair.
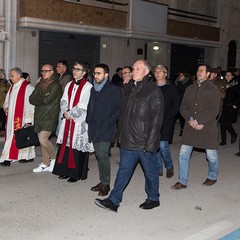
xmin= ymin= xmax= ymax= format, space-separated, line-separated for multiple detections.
xmin=58 ymin=60 xmax=69 ymax=69
xmin=199 ymin=64 xmax=211 ymax=73
xmin=83 ymin=62 xmax=90 ymax=69
xmin=123 ymin=66 xmax=133 ymax=72
xmin=95 ymin=63 xmax=109 ymax=74
xmin=225 ymin=70 xmax=233 ymax=76
xmin=22 ymin=72 xmax=30 ymax=79
xmin=74 ymin=61 xmax=88 ymax=72
xmin=116 ymin=67 xmax=122 ymax=73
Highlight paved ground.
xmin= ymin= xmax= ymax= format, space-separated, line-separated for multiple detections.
xmin=0 ymin=123 xmax=240 ymax=240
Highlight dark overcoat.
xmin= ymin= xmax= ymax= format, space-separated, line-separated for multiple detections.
xmin=180 ymin=80 xmax=221 ymax=149
xmin=159 ymin=82 xmax=180 ymax=141
xmin=86 ymin=79 xmax=122 ymax=142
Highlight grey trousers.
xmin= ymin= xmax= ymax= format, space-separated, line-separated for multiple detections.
xmin=93 ymin=142 xmax=111 ymax=185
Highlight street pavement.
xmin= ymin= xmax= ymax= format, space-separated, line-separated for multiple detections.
xmin=0 ymin=123 xmax=240 ymax=240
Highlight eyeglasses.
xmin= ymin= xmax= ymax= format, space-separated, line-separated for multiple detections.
xmin=122 ymin=72 xmax=131 ymax=75
xmin=40 ymin=70 xmax=53 ymax=74
xmin=72 ymin=68 xmax=84 ymax=72
xmin=93 ymin=72 xmax=104 ymax=76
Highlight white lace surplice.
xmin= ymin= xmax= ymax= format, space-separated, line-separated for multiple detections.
xmin=57 ymin=81 xmax=94 ymax=153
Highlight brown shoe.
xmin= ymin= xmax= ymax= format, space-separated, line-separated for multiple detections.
xmin=171 ymin=182 xmax=187 ymax=190
xmin=98 ymin=184 xmax=110 ymax=196
xmin=202 ymin=179 xmax=217 ymax=186
xmin=166 ymin=167 xmax=174 ymax=178
xmin=91 ymin=182 xmax=103 ymax=192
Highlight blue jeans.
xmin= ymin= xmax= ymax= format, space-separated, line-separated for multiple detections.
xmin=156 ymin=141 xmax=174 ymax=174
xmin=108 ymin=149 xmax=160 ymax=206
xmin=178 ymin=144 xmax=219 ymax=185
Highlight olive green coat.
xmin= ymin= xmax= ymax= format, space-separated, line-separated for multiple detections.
xmin=29 ymin=75 xmax=62 ymax=133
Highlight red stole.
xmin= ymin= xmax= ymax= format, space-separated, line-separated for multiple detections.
xmin=57 ymin=78 xmax=87 ymax=168
xmin=8 ymin=80 xmax=29 ymax=160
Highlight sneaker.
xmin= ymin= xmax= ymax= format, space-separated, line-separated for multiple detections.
xmin=48 ymin=159 xmax=56 ymax=172
xmin=33 ymin=163 xmax=50 ymax=173
xmin=139 ymin=199 xmax=160 ymax=210
xmin=94 ymin=198 xmax=118 ymax=212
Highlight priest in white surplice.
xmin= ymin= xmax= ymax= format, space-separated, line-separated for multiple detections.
xmin=0 ymin=67 xmax=35 ymax=166
xmin=52 ymin=61 xmax=94 ymax=182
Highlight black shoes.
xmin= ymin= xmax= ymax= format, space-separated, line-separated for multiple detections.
xmin=67 ymin=177 xmax=78 ymax=183
xmin=0 ymin=160 xmax=11 ymax=166
xmin=94 ymin=198 xmax=160 ymax=212
xmin=166 ymin=167 xmax=174 ymax=178
xmin=235 ymin=152 xmax=240 ymax=157
xmin=94 ymin=198 xmax=118 ymax=212
xmin=219 ymin=141 xmax=226 ymax=146
xmin=19 ymin=159 xmax=34 ymax=163
xmin=139 ymin=199 xmax=160 ymax=210
xmin=231 ymin=134 xmax=238 ymax=144
xmin=58 ymin=175 xmax=69 ymax=179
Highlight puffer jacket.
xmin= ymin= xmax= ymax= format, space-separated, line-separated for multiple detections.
xmin=29 ymin=73 xmax=62 ymax=133
xmin=120 ymin=75 xmax=164 ymax=152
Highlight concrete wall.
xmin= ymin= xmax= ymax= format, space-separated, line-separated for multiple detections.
xmin=218 ymin=1 xmax=240 ymax=69
xmin=15 ymin=29 xmax=39 ymax=85
xmin=100 ymin=36 xmax=146 ymax=76
xmin=100 ymin=37 xmax=170 ymax=75
xmin=0 ymin=0 xmax=4 ymax=69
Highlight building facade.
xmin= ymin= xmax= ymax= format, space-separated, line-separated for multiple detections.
xmin=0 ymin=0 xmax=239 ymax=83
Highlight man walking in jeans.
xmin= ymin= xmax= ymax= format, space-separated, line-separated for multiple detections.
xmin=171 ymin=64 xmax=221 ymax=190
xmin=94 ymin=59 xmax=164 ymax=212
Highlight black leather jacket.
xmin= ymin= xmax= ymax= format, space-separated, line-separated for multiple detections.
xmin=119 ymin=75 xmax=164 ymax=152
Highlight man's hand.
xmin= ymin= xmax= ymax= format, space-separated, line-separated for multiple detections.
xmin=64 ymin=111 xmax=72 ymax=120
xmin=195 ymin=124 xmax=204 ymax=130
xmin=188 ymin=119 xmax=198 ymax=129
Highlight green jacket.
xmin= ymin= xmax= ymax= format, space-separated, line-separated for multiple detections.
xmin=29 ymin=74 xmax=62 ymax=133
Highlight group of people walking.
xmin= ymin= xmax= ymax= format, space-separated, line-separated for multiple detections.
xmin=0 ymin=60 xmax=240 ymax=213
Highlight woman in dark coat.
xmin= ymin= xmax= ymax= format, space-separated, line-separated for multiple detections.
xmin=219 ymin=71 xmax=240 ymax=145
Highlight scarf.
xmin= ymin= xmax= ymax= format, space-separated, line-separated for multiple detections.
xmin=39 ymin=77 xmax=54 ymax=90
xmin=93 ymin=78 xmax=108 ymax=92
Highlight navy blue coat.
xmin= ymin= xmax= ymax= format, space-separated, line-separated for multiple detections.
xmin=86 ymin=79 xmax=122 ymax=142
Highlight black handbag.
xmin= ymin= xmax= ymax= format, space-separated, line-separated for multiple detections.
xmin=14 ymin=126 xmax=40 ymax=149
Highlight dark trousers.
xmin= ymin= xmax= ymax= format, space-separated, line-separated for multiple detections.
xmin=220 ymin=122 xmax=236 ymax=142
xmin=0 ymin=108 xmax=6 ymax=131
xmin=93 ymin=142 xmax=111 ymax=185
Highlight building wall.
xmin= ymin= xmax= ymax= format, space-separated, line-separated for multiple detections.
xmin=15 ymin=29 xmax=39 ymax=84
xmin=0 ymin=0 xmax=4 ymax=69
xmin=218 ymin=0 xmax=240 ymax=69
xmin=19 ymin=0 xmax=127 ymax=29
xmin=100 ymin=37 xmax=146 ymax=75
xmin=3 ymin=0 xmax=240 ymax=81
